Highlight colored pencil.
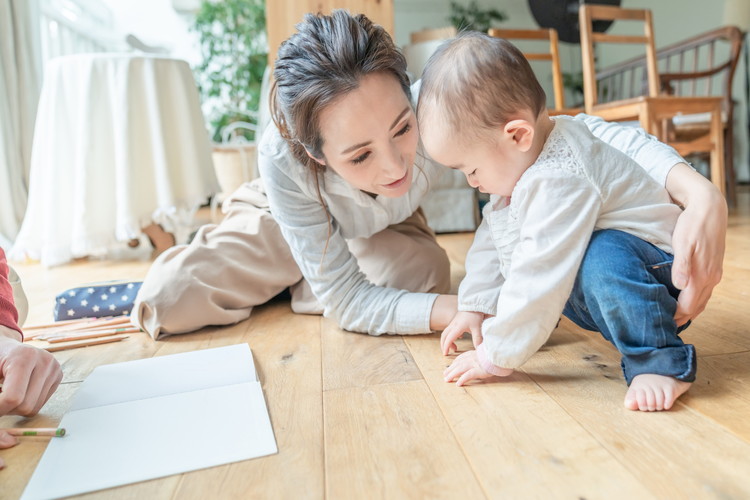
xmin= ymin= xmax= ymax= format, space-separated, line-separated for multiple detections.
xmin=0 ymin=428 xmax=66 ymax=437
xmin=43 ymin=335 xmax=130 ymax=352
xmin=46 ymin=328 xmax=141 ymax=343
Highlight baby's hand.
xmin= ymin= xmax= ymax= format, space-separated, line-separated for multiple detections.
xmin=443 ymin=350 xmax=513 ymax=386
xmin=441 ymin=311 xmax=485 ymax=355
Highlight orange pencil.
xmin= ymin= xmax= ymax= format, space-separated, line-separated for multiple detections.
xmin=43 ymin=335 xmax=130 ymax=352
xmin=46 ymin=328 xmax=140 ymax=343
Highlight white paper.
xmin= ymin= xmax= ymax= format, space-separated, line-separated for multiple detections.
xmin=21 ymin=344 xmax=277 ymax=500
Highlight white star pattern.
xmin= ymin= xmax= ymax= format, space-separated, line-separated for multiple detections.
xmin=56 ymin=282 xmax=141 ymax=320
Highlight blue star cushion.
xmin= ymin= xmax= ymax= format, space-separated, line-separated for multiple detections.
xmin=53 ymin=281 xmax=143 ymax=320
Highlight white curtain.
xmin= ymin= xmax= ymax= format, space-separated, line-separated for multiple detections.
xmin=0 ymin=0 xmax=42 ymax=249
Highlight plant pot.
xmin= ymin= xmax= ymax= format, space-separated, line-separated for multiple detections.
xmin=211 ymin=142 xmax=258 ymax=199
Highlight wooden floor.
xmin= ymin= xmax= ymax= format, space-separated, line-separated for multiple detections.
xmin=2 ymin=188 xmax=750 ymax=499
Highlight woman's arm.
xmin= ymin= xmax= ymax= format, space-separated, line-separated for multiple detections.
xmin=259 ymin=135 xmax=438 ymax=336
xmin=665 ymin=163 xmax=727 ymax=325
xmin=579 ymin=114 xmax=727 ymax=324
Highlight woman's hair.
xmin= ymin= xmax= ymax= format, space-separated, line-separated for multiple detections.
xmin=271 ymin=10 xmax=411 ymax=172
xmin=417 ymin=31 xmax=547 ymax=142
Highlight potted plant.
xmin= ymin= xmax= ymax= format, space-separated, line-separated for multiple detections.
xmin=448 ymin=1 xmax=506 ymax=32
xmin=191 ymin=0 xmax=267 ymax=199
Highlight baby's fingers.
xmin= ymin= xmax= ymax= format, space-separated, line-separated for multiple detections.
xmin=456 ymin=369 xmax=482 ymax=387
xmin=441 ymin=329 xmax=460 ymax=355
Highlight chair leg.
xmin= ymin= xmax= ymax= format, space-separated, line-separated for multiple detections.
xmin=724 ymin=125 xmax=736 ymax=205
xmin=709 ymin=106 xmax=726 ymax=198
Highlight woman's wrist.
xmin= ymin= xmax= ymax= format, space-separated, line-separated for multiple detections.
xmin=429 ymin=294 xmax=458 ymax=331
xmin=0 ymin=325 xmax=23 ymax=342
xmin=665 ymin=162 xmax=726 ymax=211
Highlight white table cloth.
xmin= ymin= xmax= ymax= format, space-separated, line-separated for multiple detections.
xmin=11 ymin=54 xmax=218 ymax=266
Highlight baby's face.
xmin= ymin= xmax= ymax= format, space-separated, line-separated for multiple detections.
xmin=420 ymin=117 xmax=528 ymax=197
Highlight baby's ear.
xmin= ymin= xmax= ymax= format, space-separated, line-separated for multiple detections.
xmin=504 ymin=120 xmax=535 ymax=153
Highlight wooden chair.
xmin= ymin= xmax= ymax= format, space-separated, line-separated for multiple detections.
xmin=579 ymin=5 xmax=727 ymax=198
xmin=594 ymin=26 xmax=743 ymax=203
xmin=410 ymin=26 xmax=457 ymax=44
xmin=488 ymin=28 xmax=582 ymax=116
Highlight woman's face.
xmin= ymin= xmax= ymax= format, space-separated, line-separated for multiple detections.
xmin=314 ymin=72 xmax=419 ymax=198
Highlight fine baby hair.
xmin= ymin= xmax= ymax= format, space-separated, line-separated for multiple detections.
xmin=417 ymin=31 xmax=546 ymax=142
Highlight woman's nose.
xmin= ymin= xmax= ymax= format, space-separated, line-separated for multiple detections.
xmin=384 ymin=142 xmax=405 ymax=176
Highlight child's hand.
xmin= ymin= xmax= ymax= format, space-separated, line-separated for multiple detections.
xmin=441 ymin=311 xmax=485 ymax=355
xmin=443 ymin=350 xmax=513 ymax=386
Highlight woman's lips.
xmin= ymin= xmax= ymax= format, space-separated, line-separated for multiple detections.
xmin=383 ymin=171 xmax=409 ymax=189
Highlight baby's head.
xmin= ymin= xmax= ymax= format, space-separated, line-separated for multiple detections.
xmin=417 ymin=32 xmax=549 ymax=196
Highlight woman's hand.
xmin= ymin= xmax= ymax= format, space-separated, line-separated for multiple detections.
xmin=665 ymin=163 xmax=727 ymax=326
xmin=0 ymin=430 xmax=19 ymax=469
xmin=0 ymin=328 xmax=63 ymax=417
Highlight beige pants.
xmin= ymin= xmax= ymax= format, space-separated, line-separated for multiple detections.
xmin=133 ymin=180 xmax=450 ymax=339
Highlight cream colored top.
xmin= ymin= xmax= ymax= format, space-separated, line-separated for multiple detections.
xmin=459 ymin=117 xmax=683 ymax=369
xmin=259 ymin=95 xmax=685 ymax=335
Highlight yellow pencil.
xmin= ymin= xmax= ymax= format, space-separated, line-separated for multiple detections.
xmin=0 ymin=428 xmax=66 ymax=437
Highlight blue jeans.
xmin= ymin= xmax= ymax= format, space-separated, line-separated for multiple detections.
xmin=562 ymin=230 xmax=696 ymax=385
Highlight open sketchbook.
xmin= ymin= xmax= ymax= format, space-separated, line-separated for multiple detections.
xmin=22 ymin=344 xmax=277 ymax=500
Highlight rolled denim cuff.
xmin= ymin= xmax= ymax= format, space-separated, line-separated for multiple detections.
xmin=622 ymin=343 xmax=697 ymax=385
xmin=477 ymin=343 xmax=509 ymax=376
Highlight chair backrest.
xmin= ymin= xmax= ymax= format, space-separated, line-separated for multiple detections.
xmin=488 ymin=27 xmax=566 ymax=111
xmin=594 ymin=26 xmax=743 ymax=116
xmin=410 ymin=26 xmax=457 ymax=44
xmin=578 ymin=5 xmax=660 ymax=113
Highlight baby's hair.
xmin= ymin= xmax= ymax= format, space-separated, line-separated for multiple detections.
xmin=417 ymin=31 xmax=546 ymax=142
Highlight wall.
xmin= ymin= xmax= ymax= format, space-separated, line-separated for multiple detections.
xmin=99 ymin=0 xmax=201 ymax=66
xmin=395 ymin=0 xmax=750 ymax=182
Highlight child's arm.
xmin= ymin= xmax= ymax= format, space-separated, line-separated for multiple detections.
xmin=457 ymin=202 xmax=506 ymax=317
xmin=479 ymin=170 xmax=602 ymax=371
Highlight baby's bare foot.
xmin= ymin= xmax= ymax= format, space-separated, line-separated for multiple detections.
xmin=624 ymin=374 xmax=691 ymax=411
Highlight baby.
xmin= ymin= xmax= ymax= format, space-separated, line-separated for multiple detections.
xmin=417 ymin=32 xmax=697 ymax=411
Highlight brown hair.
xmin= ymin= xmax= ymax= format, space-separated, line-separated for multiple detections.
xmin=417 ymin=31 xmax=546 ymax=142
xmin=271 ymin=9 xmax=411 ymax=173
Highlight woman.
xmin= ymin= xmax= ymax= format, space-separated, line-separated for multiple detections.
xmin=132 ymin=10 xmax=726 ymax=339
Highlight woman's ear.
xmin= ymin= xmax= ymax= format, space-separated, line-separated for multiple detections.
xmin=503 ymin=119 xmax=535 ymax=153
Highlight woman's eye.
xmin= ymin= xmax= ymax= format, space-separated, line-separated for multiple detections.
xmin=469 ymin=169 xmax=477 ymax=176
xmin=395 ymin=123 xmax=411 ymax=137
xmin=352 ymin=152 xmax=370 ymax=164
